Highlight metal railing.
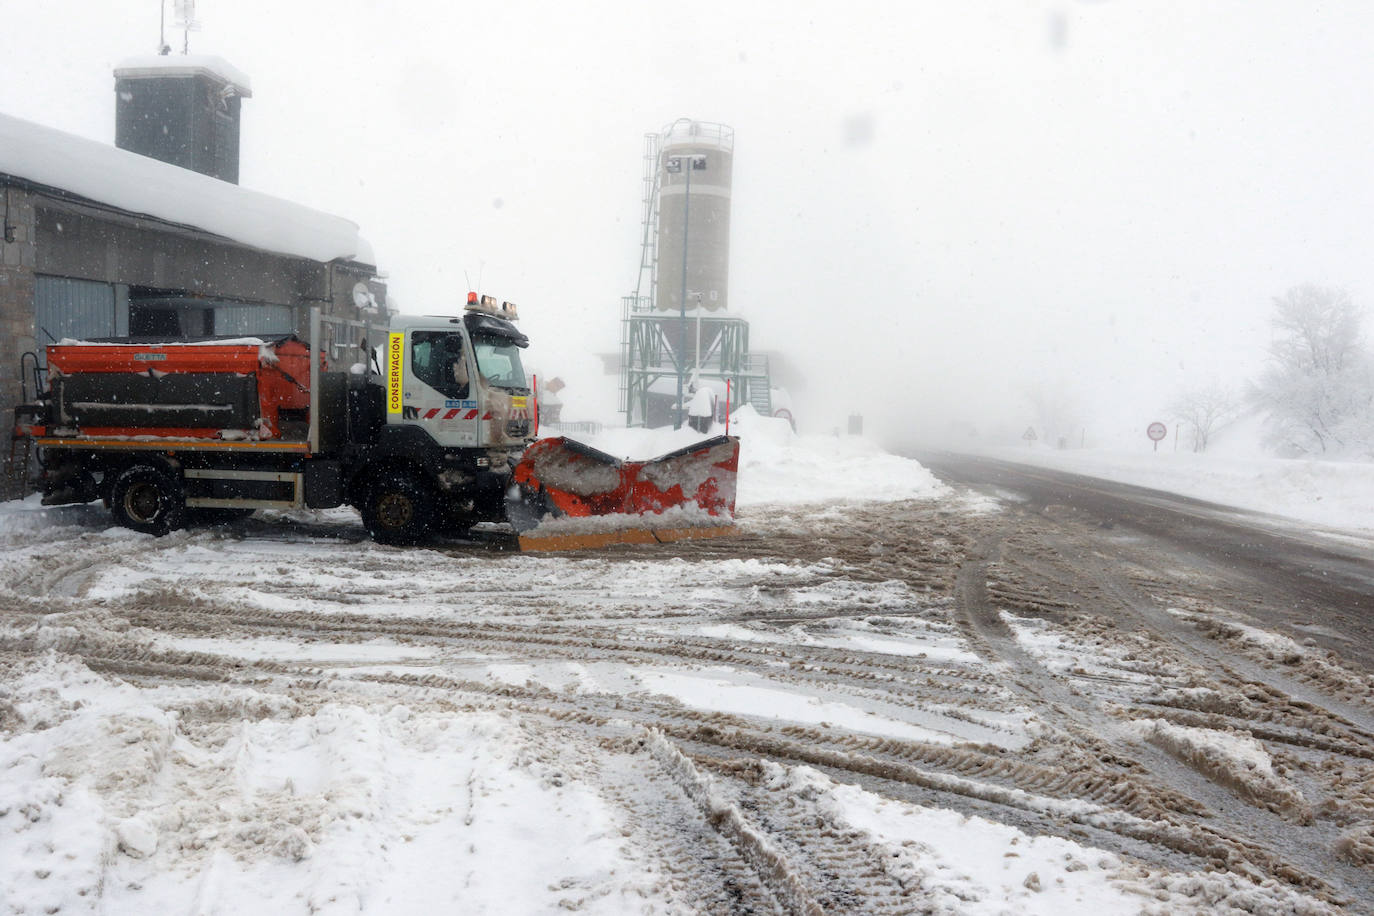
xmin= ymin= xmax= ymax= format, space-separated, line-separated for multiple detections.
xmin=542 ymin=420 xmax=603 ymax=438
xmin=660 ymin=120 xmax=735 ymax=151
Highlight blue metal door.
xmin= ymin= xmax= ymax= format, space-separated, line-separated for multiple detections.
xmin=33 ymin=275 xmax=117 ymax=364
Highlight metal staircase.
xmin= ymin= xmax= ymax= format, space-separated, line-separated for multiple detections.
xmin=746 ymin=355 xmax=772 ymax=416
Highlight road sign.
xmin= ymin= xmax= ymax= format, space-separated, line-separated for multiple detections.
xmin=1022 ymin=426 xmax=1037 ymax=442
xmin=1147 ymin=422 xmax=1167 ymax=441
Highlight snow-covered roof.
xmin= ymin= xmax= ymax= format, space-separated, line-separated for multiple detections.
xmin=0 ymin=111 xmax=374 ymax=266
xmin=114 ymin=54 xmax=252 ymax=97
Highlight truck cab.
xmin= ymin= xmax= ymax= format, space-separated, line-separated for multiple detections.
xmin=386 ymin=295 xmax=534 ymax=452
xmin=347 ymin=294 xmax=536 ymax=541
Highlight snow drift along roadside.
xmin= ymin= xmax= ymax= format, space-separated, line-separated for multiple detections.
xmin=989 ymin=446 xmax=1374 ymax=533
xmin=581 ymin=407 xmax=949 ymax=509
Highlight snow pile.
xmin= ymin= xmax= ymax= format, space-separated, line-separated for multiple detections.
xmin=1129 ymin=718 xmax=1312 ymax=822
xmin=731 ymin=408 xmax=948 ymax=506
xmin=0 ymin=495 xmax=102 ymax=543
xmin=1336 ymin=826 xmax=1374 ymax=867
xmin=579 ymin=408 xmax=948 ymax=509
xmin=517 ymin=502 xmax=730 ymax=537
xmin=1165 ymin=607 xmax=1374 ymax=703
xmin=0 ymin=654 xmax=672 ymax=914
xmin=991 ymin=446 xmax=1374 ymax=532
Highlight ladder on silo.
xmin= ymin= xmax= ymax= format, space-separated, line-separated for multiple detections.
xmin=634 ymin=131 xmax=662 ymax=302
xmin=620 ymin=131 xmax=662 ymax=422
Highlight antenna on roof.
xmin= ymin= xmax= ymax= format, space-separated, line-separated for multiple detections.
xmin=173 ymin=0 xmax=200 ymax=54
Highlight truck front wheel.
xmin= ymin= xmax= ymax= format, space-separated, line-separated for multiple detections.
xmin=111 ymin=465 xmax=186 ymax=536
xmin=362 ymin=473 xmax=435 ymax=545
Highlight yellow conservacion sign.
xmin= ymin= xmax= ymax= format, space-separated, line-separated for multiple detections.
xmin=387 ymin=332 xmax=404 ymax=414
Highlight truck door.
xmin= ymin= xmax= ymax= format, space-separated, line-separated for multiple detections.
xmin=399 ymin=329 xmax=484 ymax=447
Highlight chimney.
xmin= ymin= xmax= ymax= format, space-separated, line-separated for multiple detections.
xmin=113 ymin=55 xmax=252 ymax=184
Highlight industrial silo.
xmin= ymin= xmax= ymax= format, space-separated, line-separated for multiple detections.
xmin=655 ymin=119 xmax=734 ymax=314
xmin=622 ymin=119 xmax=763 ymax=429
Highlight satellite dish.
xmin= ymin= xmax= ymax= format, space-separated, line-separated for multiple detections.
xmin=352 ymin=282 xmax=376 ymax=311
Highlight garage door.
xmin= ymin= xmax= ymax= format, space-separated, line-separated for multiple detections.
xmin=33 ymin=276 xmax=126 ymax=367
xmin=34 ymin=276 xmax=118 ymax=344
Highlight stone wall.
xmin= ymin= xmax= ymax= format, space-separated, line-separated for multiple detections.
xmin=1 ymin=188 xmax=37 ymax=498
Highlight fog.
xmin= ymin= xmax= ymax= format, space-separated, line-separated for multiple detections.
xmin=5 ymin=2 xmax=1372 ymax=449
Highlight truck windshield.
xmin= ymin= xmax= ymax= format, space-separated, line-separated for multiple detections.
xmin=472 ymin=335 xmax=528 ymax=390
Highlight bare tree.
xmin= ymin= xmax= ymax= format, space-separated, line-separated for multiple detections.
xmin=1169 ymin=382 xmax=1240 ymax=452
xmin=1251 ymin=284 xmax=1374 ymax=456
xmin=1025 ymin=380 xmax=1085 ymax=449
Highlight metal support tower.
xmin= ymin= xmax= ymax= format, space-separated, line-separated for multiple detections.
xmin=622 ymin=308 xmax=769 ymax=427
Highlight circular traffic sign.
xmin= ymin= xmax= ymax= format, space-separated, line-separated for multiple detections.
xmin=1147 ymin=421 xmax=1167 ymax=442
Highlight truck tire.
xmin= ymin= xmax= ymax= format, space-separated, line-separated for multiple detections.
xmin=110 ymin=465 xmax=186 ymax=536
xmin=361 ymin=473 xmax=435 ymax=545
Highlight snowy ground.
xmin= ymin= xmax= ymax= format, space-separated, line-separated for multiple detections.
xmin=984 ymin=443 xmax=1374 ymax=533
xmin=1 ymin=413 xmax=1368 ymax=913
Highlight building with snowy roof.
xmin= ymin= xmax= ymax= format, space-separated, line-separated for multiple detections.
xmin=1 ymin=54 xmax=386 ymax=493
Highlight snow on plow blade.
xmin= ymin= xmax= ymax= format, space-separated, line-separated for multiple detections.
xmin=509 ymin=435 xmax=740 ymax=551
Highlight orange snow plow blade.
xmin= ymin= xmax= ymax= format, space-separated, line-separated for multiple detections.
xmin=508 ymin=435 xmax=740 ymax=551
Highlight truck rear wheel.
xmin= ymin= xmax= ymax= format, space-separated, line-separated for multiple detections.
xmin=111 ymin=465 xmax=185 ymax=536
xmin=362 ymin=473 xmax=435 ymax=545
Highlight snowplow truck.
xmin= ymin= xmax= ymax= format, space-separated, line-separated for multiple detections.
xmin=12 ymin=295 xmax=739 ymax=548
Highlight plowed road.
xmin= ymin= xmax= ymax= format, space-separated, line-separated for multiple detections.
xmin=913 ymin=451 xmax=1374 ymax=671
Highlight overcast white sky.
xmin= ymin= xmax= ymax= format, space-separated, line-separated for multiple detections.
xmin=4 ymin=1 xmax=1371 ymax=445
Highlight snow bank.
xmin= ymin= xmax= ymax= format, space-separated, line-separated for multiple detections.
xmin=1129 ymin=718 xmax=1311 ymax=822
xmin=579 ymin=408 xmax=948 ymax=509
xmin=990 ymin=446 xmax=1374 ymax=532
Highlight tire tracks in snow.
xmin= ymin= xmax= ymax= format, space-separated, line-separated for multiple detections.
xmin=4 ymin=498 xmax=1371 ymax=910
